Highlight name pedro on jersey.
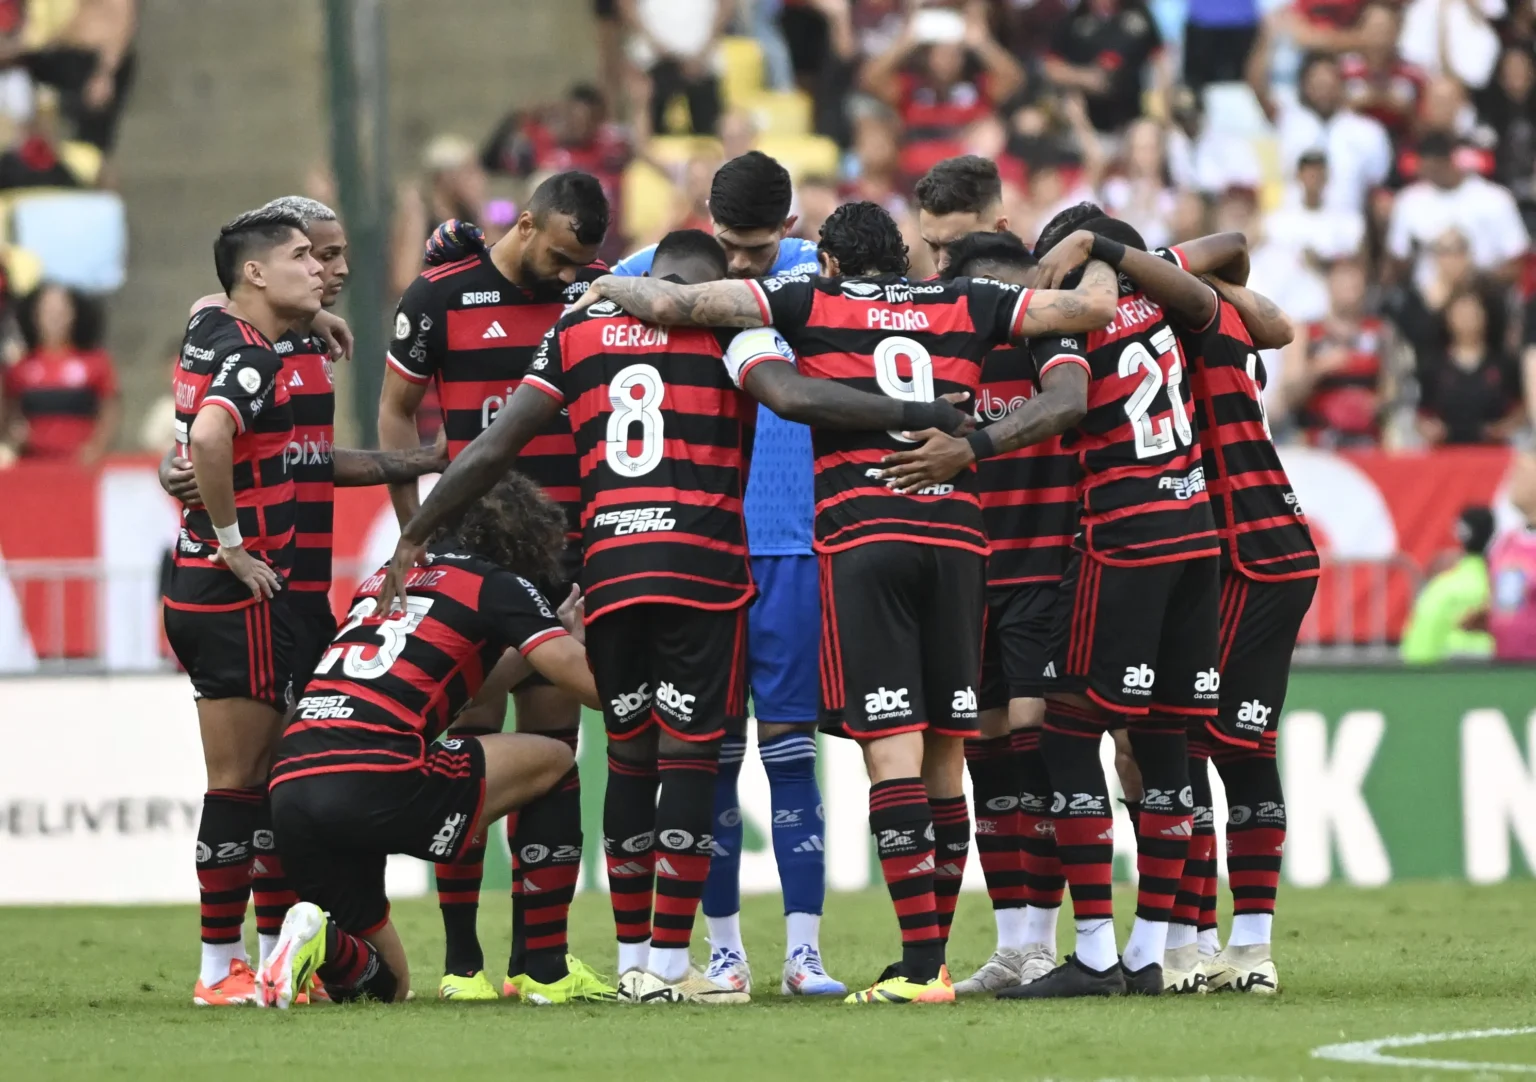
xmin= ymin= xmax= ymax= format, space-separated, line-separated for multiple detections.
xmin=593 ymin=506 xmax=676 ymax=534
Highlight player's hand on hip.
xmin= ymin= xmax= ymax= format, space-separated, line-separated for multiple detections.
xmin=163 ymin=455 xmax=201 ymax=506
xmin=1035 ymin=229 xmax=1096 ymax=289
xmin=213 ymin=546 xmax=281 ymax=600
xmin=424 ymin=219 xmax=486 ymax=266
xmin=557 ymin=584 xmax=587 ymax=646
xmin=878 ymin=430 xmax=976 ymax=493
xmin=379 ymin=538 xmax=427 ymax=614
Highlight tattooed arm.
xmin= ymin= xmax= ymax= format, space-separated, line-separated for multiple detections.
xmin=1013 ymin=259 xmax=1118 ymax=340
xmin=878 ymin=363 xmax=1088 ymax=493
xmin=1044 ymin=230 xmax=1218 ymax=330
xmin=583 ymin=275 xmax=769 ymax=328
xmin=1209 ymin=278 xmax=1294 ymax=349
xmin=333 ymin=443 xmax=450 ymax=487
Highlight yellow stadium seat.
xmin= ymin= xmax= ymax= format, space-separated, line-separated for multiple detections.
xmin=720 ymin=36 xmax=764 ymax=106
xmin=756 ymin=134 xmax=840 ymax=183
xmin=646 ymin=135 xmax=725 ymax=168
xmin=744 ymin=90 xmax=812 ymax=137
xmin=59 ymin=141 xmax=103 ymax=187
xmin=1252 ymin=135 xmax=1284 ymax=213
xmin=621 ymin=160 xmax=677 ymax=243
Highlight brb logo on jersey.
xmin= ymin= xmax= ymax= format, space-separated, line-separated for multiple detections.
xmin=1122 ymin=664 xmax=1156 ymax=693
xmin=863 ymin=685 xmax=912 ymax=721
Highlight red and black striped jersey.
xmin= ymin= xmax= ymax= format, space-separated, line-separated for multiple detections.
xmin=277 ymin=331 xmax=336 ymax=594
xmin=525 ymin=301 xmax=760 ymax=621
xmin=1038 ymin=289 xmax=1219 ymax=566
xmin=974 ymin=340 xmax=1080 ymax=585
xmin=386 ymin=251 xmax=602 ymax=544
xmin=271 ymin=552 xmax=568 ymax=784
xmin=1155 ymin=249 xmax=1319 ymax=581
xmin=164 ymin=308 xmax=295 ymax=609
xmin=746 ymin=272 xmax=1031 ymax=556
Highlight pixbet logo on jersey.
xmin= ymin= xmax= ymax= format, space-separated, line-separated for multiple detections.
xmin=974 ymin=388 xmax=1029 ymax=421
xmin=284 ymin=433 xmax=334 ymax=468
xmin=863 ymin=686 xmax=911 ymax=721
xmin=480 ymin=387 xmax=518 ymax=430
xmin=592 ymin=506 xmax=677 ymax=535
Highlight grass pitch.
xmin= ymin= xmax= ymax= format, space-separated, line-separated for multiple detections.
xmin=5 ymin=882 xmax=1536 ymax=1081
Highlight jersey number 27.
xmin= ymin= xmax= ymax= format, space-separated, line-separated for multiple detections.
xmin=1120 ymin=326 xmax=1193 ymax=460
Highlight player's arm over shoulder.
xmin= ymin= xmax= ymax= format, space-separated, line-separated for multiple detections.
xmin=1014 ymin=260 xmax=1118 ymax=338
xmin=480 ymin=570 xmax=599 ymax=709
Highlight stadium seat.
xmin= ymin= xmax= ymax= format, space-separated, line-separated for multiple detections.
xmin=620 ymin=159 xmax=677 ymax=243
xmin=719 ymin=36 xmax=764 ymax=107
xmin=1252 ymin=135 xmax=1284 ymax=213
xmin=755 ymin=133 xmax=839 ymax=183
xmin=743 ymin=90 xmax=812 ymax=136
xmin=10 ymin=190 xmax=128 ymax=293
xmin=646 ymin=135 xmax=725 ymax=168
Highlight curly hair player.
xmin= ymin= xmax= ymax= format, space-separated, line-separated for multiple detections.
xmin=256 ymin=474 xmax=603 ymax=1008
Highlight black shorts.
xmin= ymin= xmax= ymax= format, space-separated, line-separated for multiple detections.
xmin=819 ymin=542 xmax=985 ymax=740
xmin=587 ymin=602 xmax=748 ymax=743
xmin=1211 ymin=573 xmax=1317 ymax=747
xmin=980 ymin=581 xmax=1065 ymax=710
xmin=1052 ymin=552 xmax=1220 ymax=720
xmin=512 ymin=544 xmax=583 ymax=694
xmin=163 ymin=594 xmax=295 ymax=709
xmin=268 ymin=736 xmax=487 ymax=935
xmin=286 ymin=591 xmax=339 ymax=695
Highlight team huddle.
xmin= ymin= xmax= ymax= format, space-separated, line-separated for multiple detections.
xmin=160 ymin=148 xmax=1316 ymax=1009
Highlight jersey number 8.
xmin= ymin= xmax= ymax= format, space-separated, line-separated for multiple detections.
xmin=872 ymin=336 xmax=934 ymax=444
xmin=1120 ymin=326 xmax=1194 ymax=460
xmin=313 ymin=596 xmax=436 ymax=680
xmin=606 ymin=362 xmax=665 ymax=477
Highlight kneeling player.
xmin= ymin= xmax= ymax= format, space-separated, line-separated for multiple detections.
xmin=257 ymin=475 xmax=602 ymax=1008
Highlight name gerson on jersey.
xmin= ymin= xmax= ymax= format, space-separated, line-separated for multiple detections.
xmin=744 ymin=273 xmax=1035 ymax=556
xmin=271 ymin=553 xmax=567 ymax=784
xmin=278 ymin=331 xmax=337 ymax=594
xmin=525 ymin=302 xmax=771 ymax=620
xmin=1155 ymin=247 xmax=1319 ymax=580
xmin=165 ymin=308 xmax=296 ymax=608
xmin=1037 ymin=285 xmax=1219 ymax=566
xmin=975 ymin=339 xmax=1080 ymax=585
xmin=386 ymin=252 xmax=602 ymax=544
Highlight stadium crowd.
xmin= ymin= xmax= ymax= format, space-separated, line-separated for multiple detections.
xmin=388 ymin=0 xmax=1536 ymax=453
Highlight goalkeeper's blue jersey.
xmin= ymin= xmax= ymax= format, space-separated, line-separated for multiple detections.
xmin=613 ymin=237 xmax=818 ymax=555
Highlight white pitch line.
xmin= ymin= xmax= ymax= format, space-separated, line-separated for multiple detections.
xmin=1312 ymin=1027 xmax=1536 ymax=1073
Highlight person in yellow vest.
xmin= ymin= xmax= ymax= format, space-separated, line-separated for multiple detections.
xmin=1400 ymin=506 xmax=1495 ymax=663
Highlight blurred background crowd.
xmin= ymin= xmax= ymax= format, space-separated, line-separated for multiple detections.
xmin=384 ymin=0 xmax=1536 ymax=456
xmin=1 ymin=0 xmax=1536 ymax=463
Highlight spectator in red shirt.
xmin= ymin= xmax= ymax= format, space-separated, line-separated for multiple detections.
xmin=0 ymin=284 xmax=118 ymax=464
xmin=1284 ymin=257 xmax=1398 ymax=446
xmin=1339 ymin=2 xmax=1426 ymax=141
xmin=860 ymin=1 xmax=1024 ymax=181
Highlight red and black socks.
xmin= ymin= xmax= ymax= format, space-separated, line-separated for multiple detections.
xmin=510 ymin=764 xmax=583 ymax=985
xmin=196 ymin=787 xmax=261 ymax=985
xmin=251 ymin=796 xmax=297 ymax=963
xmin=603 ymin=752 xmax=659 ymax=975
xmin=435 ymin=725 xmax=497 ymax=977
xmin=1171 ymin=735 xmax=1216 ymax=953
xmin=649 ymin=752 xmax=720 ymax=981
xmin=1041 ymin=707 xmax=1116 ymax=972
xmin=319 ymin=917 xmax=398 ymax=1003
xmin=965 ymin=736 xmax=1027 ymax=919
xmin=1122 ymin=723 xmax=1192 ymax=974
xmin=929 ymin=794 xmax=970 ymax=942
xmin=508 ymin=726 xmax=581 ymax=980
xmin=1014 ymin=728 xmax=1064 ymax=948
xmin=1216 ymin=733 xmax=1285 ymax=946
xmin=869 ymin=778 xmax=943 ymax=982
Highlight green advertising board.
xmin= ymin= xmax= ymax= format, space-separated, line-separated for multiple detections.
xmin=465 ymin=665 xmax=1536 ymax=893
